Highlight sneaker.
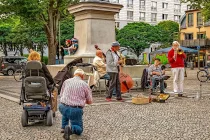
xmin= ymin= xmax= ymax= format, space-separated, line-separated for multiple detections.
xmin=61 ymin=129 xmax=64 ymax=133
xmin=178 ymin=94 xmax=183 ymax=97
xmin=116 ymin=98 xmax=125 ymax=102
xmin=63 ymin=126 xmax=72 ymax=140
xmin=160 ymin=91 xmax=165 ymax=94
xmin=106 ymin=98 xmax=112 ymax=102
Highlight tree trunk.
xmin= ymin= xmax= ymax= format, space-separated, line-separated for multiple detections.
xmin=44 ymin=5 xmax=59 ymax=65
xmin=47 ymin=35 xmax=56 ymax=65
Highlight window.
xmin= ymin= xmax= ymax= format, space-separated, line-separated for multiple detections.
xmin=139 ymin=12 xmax=145 ymax=21
xmin=115 ymin=13 xmax=119 ymax=19
xmin=151 ymin=13 xmax=157 ymax=22
xmin=115 ymin=22 xmax=120 ymax=28
xmin=127 ymin=11 xmax=133 ymax=20
xmin=185 ymin=33 xmax=193 ymax=40
xmin=197 ymin=33 xmax=205 ymax=39
xmin=162 ymin=14 xmax=168 ymax=20
xmin=140 ymin=0 xmax=145 ymax=10
xmin=111 ymin=0 xmax=119 ymax=3
xmin=197 ymin=12 xmax=203 ymax=26
xmin=174 ymin=4 xmax=181 ymax=13
xmin=174 ymin=15 xmax=180 ymax=22
xmin=151 ymin=1 xmax=157 ymax=11
xmin=187 ymin=5 xmax=192 ymax=10
xmin=127 ymin=0 xmax=133 ymax=8
xmin=162 ymin=3 xmax=168 ymax=9
xmin=188 ymin=13 xmax=193 ymax=27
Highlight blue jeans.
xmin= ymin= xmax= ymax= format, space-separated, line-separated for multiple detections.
xmin=59 ymin=103 xmax=83 ymax=135
xmin=152 ymin=77 xmax=164 ymax=92
xmin=101 ymin=74 xmax=116 ymax=95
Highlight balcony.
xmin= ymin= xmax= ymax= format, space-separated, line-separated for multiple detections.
xmin=174 ymin=9 xmax=181 ymax=13
xmin=139 ymin=17 xmax=145 ymax=21
xmin=151 ymin=7 xmax=157 ymax=11
xmin=180 ymin=39 xmax=210 ymax=47
xmin=139 ymin=6 xmax=145 ymax=10
xmin=151 ymin=18 xmax=157 ymax=22
xmin=127 ymin=16 xmax=133 ymax=20
xmin=127 ymin=4 xmax=133 ymax=8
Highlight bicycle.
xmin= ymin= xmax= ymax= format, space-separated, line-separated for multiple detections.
xmin=14 ymin=62 xmax=26 ymax=82
xmin=197 ymin=66 xmax=210 ymax=82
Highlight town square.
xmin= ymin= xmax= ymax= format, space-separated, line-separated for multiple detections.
xmin=0 ymin=0 xmax=210 ymax=140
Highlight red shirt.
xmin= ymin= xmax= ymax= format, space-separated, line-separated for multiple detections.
xmin=168 ymin=48 xmax=186 ymax=68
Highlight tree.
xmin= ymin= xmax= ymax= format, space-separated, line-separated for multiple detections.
xmin=181 ymin=0 xmax=210 ymax=21
xmin=116 ymin=22 xmax=160 ymax=56
xmin=156 ymin=20 xmax=179 ymax=48
xmin=0 ymin=0 xmax=78 ymax=64
xmin=60 ymin=16 xmax=74 ymax=45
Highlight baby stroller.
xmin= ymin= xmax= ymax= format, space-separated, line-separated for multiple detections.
xmin=20 ymin=61 xmax=54 ymax=127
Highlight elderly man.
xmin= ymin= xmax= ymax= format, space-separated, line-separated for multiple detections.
xmin=106 ymin=41 xmax=124 ymax=102
xmin=59 ymin=69 xmax=92 ymax=140
xmin=93 ymin=50 xmax=110 ymax=79
xmin=148 ymin=58 xmax=165 ymax=94
xmin=168 ymin=41 xmax=186 ymax=97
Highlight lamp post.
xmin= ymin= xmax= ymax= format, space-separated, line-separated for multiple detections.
xmin=197 ymin=26 xmax=201 ymax=69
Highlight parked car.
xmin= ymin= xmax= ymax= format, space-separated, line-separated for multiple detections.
xmin=0 ymin=56 xmax=27 ymax=76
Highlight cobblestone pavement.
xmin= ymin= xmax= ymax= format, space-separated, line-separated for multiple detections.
xmin=0 ymin=68 xmax=210 ymax=140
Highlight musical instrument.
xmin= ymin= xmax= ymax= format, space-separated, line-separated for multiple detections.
xmin=94 ymin=45 xmax=133 ymax=93
xmin=178 ymin=48 xmax=184 ymax=55
xmin=118 ymin=51 xmax=126 ymax=66
xmin=118 ymin=52 xmax=134 ymax=93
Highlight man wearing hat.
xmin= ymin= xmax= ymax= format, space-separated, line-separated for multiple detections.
xmin=105 ymin=41 xmax=124 ymax=101
xmin=59 ymin=68 xmax=92 ymax=139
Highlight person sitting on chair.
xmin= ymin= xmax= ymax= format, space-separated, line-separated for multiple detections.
xmin=93 ymin=50 xmax=110 ymax=80
xmin=26 ymin=51 xmax=57 ymax=114
xmin=92 ymin=50 xmax=116 ymax=94
xmin=148 ymin=58 xmax=165 ymax=94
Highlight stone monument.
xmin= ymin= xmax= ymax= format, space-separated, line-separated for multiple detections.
xmin=64 ymin=1 xmax=123 ymax=64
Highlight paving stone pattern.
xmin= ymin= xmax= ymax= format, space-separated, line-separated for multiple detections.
xmin=0 ymin=69 xmax=210 ymax=140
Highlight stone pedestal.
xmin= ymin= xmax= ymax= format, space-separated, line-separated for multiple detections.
xmin=64 ymin=1 xmax=123 ymax=64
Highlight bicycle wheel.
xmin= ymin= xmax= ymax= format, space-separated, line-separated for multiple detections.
xmin=14 ymin=69 xmax=22 ymax=82
xmin=197 ymin=70 xmax=208 ymax=82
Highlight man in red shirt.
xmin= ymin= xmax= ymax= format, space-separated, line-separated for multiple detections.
xmin=168 ymin=41 xmax=186 ymax=97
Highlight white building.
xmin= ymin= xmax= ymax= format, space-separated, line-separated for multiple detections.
xmin=111 ymin=0 xmax=191 ymax=29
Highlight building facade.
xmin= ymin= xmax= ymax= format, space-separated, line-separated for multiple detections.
xmin=110 ymin=0 xmax=190 ymax=29
xmin=180 ymin=9 xmax=210 ymax=67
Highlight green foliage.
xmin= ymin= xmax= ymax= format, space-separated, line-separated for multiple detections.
xmin=151 ymin=54 xmax=168 ymax=65
xmin=0 ymin=0 xmax=79 ymax=64
xmin=117 ymin=22 xmax=160 ymax=56
xmin=156 ymin=20 xmax=179 ymax=46
xmin=60 ymin=16 xmax=74 ymax=44
xmin=181 ymin=0 xmax=210 ymax=21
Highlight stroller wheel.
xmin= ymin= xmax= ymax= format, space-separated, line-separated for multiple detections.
xmin=21 ymin=110 xmax=28 ymax=127
xmin=46 ymin=110 xmax=53 ymax=126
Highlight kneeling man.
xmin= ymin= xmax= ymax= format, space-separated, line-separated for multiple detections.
xmin=59 ymin=69 xmax=92 ymax=140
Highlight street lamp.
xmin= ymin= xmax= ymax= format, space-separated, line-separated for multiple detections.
xmin=197 ymin=26 xmax=201 ymax=69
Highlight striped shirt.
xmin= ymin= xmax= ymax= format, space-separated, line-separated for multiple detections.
xmin=60 ymin=76 xmax=92 ymax=107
